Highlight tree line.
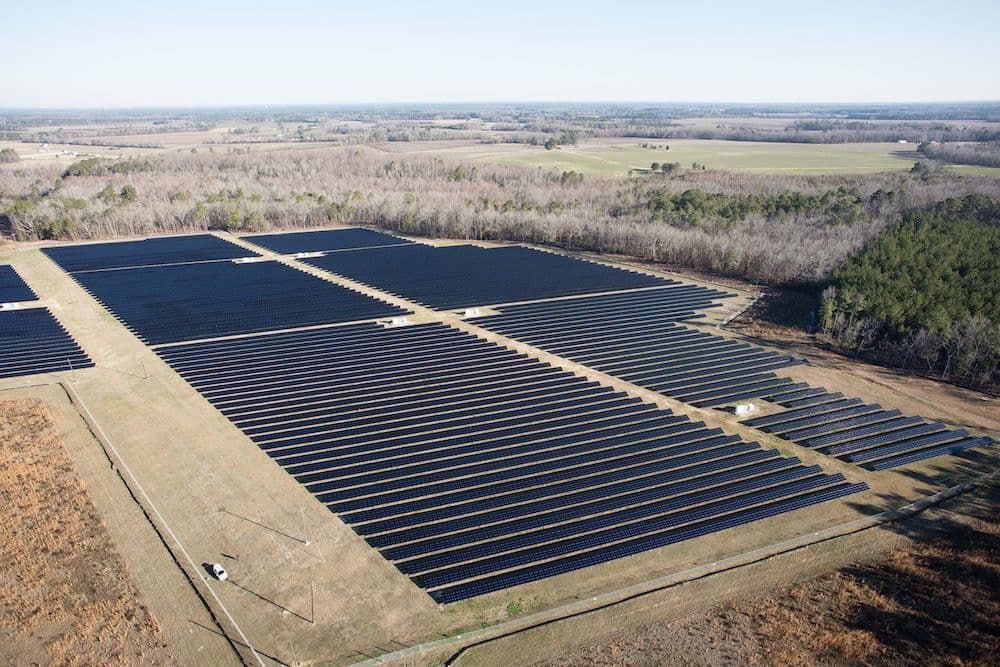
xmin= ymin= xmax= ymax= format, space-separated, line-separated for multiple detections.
xmin=2 ymin=150 xmax=999 ymax=289
xmin=918 ymin=141 xmax=1000 ymax=169
xmin=820 ymin=195 xmax=1000 ymax=391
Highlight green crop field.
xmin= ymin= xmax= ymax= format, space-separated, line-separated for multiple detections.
xmin=494 ymin=139 xmax=1000 ymax=177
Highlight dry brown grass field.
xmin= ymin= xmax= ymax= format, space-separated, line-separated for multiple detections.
xmin=0 ymin=399 xmax=173 ymax=665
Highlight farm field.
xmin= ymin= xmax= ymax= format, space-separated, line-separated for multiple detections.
xmin=5 ymin=121 xmax=1000 ymax=176
xmin=491 ymin=140 xmax=954 ymax=176
xmin=350 ymin=138 xmax=1000 ymax=177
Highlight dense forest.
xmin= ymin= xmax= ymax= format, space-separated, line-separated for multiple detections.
xmin=821 ymin=195 xmax=1000 ymax=391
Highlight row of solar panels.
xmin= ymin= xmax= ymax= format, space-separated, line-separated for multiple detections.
xmin=243 ymin=228 xmax=414 ymax=254
xmin=0 ymin=308 xmax=94 ymax=379
xmin=470 ymin=290 xmax=808 ymax=408
xmin=157 ymin=322 xmax=867 ymax=603
xmin=300 ymin=243 xmax=673 ymax=310
xmin=743 ymin=386 xmax=994 ymax=470
xmin=31 ymin=228 xmax=990 ymax=602
xmin=66 ymin=260 xmax=407 ymax=345
xmin=41 ymin=228 xmax=414 ymax=273
xmin=471 ymin=291 xmax=994 ymax=469
xmin=0 ymin=265 xmax=37 ymax=303
xmin=42 ymin=231 xmax=679 ymax=345
xmin=42 ymin=234 xmax=257 ymax=272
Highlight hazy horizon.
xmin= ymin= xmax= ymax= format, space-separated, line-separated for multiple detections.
xmin=2 ymin=100 xmax=1000 ymax=113
xmin=4 ymin=1 xmax=1000 ymax=108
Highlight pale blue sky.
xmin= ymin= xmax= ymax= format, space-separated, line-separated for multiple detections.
xmin=3 ymin=0 xmax=998 ymax=107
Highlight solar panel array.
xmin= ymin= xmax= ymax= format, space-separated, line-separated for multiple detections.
xmin=302 ymin=244 xmax=672 ymax=310
xmin=42 ymin=234 xmax=256 ymax=272
xmin=0 ymin=265 xmax=37 ymax=303
xmin=744 ymin=387 xmax=994 ymax=470
xmin=243 ymin=228 xmax=412 ymax=254
xmin=0 ymin=308 xmax=94 ymax=378
xmin=157 ymin=322 xmax=866 ymax=602
xmin=69 ymin=260 xmax=408 ymax=345
xmin=34 ymin=230 xmax=985 ymax=600
xmin=471 ymin=289 xmax=808 ymax=408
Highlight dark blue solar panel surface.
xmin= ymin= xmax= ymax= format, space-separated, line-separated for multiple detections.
xmin=473 ymin=290 xmax=991 ymax=473
xmin=242 ymin=227 xmax=412 ymax=254
xmin=470 ymin=289 xmax=808 ymax=409
xmin=158 ymin=321 xmax=865 ymax=602
xmin=429 ymin=482 xmax=868 ymax=603
xmin=0 ymin=308 xmax=93 ymax=378
xmin=69 ymin=260 xmax=408 ymax=345
xmin=302 ymin=244 xmax=673 ymax=309
xmin=743 ymin=383 xmax=994 ymax=470
xmin=0 ymin=265 xmax=37 ymax=302
xmin=42 ymin=234 xmax=256 ymax=272
xmin=867 ymin=438 xmax=992 ymax=470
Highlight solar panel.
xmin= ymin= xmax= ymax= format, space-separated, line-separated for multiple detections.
xmin=0 ymin=265 xmax=37 ymax=302
xmin=805 ymin=416 xmax=923 ymax=449
xmin=824 ymin=422 xmax=947 ymax=456
xmin=349 ymin=449 xmax=780 ymax=528
xmin=736 ymin=382 xmax=993 ymax=469
xmin=470 ymin=291 xmax=808 ymax=413
xmin=412 ymin=474 xmax=851 ymax=587
xmin=42 ymin=234 xmax=255 ymax=272
xmin=242 ymin=227 xmax=412 ymax=254
xmin=744 ymin=398 xmax=863 ymax=429
xmin=68 ymin=260 xmax=408 ymax=345
xmin=847 ymin=430 xmax=970 ymax=464
xmin=688 ymin=377 xmax=797 ymax=407
xmin=428 ymin=482 xmax=867 ymax=603
xmin=302 ymin=244 xmax=674 ymax=309
xmin=866 ymin=437 xmax=993 ymax=470
xmin=764 ymin=404 xmax=885 ymax=436
xmin=383 ymin=466 xmax=821 ymax=560
xmin=782 ymin=392 xmax=846 ymax=409
xmin=762 ymin=385 xmax=823 ymax=404
xmin=0 ymin=308 xmax=93 ymax=378
xmin=781 ymin=409 xmax=902 ymax=442
xmin=157 ymin=321 xmax=865 ymax=601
